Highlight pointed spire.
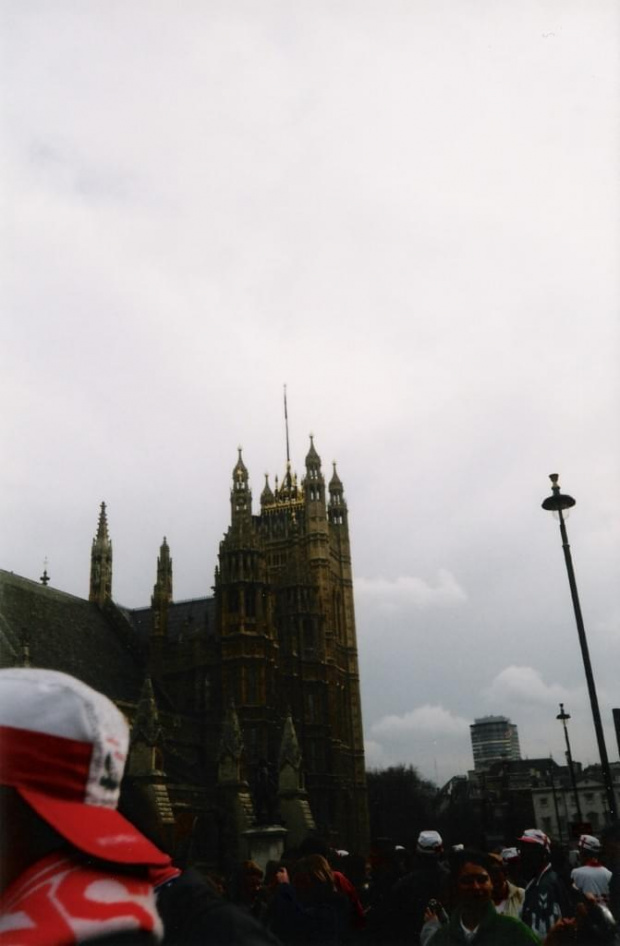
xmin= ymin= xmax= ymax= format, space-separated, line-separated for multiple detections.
xmin=231 ymin=448 xmax=252 ymax=521
xmin=304 ymin=434 xmax=325 ymax=512
xmin=261 ymin=473 xmax=274 ymax=507
xmin=277 ymin=714 xmax=316 ymax=842
xmin=329 ymin=462 xmax=343 ymax=489
xmin=89 ymin=501 xmax=113 ymax=605
xmin=153 ymin=536 xmax=173 ymax=606
xmin=96 ymin=501 xmax=110 ymax=542
xmin=131 ymin=676 xmax=162 ymax=747
xmin=278 ymin=714 xmax=302 ymax=771
xmin=328 ymin=463 xmax=347 ymax=526
xmin=126 ymin=676 xmax=168 ymax=781
xmin=233 ymin=446 xmax=248 ymax=484
xmin=219 ymin=700 xmax=244 ymax=762
xmin=305 ymin=434 xmax=321 ymax=467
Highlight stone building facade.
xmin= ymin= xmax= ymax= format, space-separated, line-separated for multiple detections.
xmin=0 ymin=437 xmax=370 ymax=865
xmin=531 ymin=763 xmax=620 ymax=841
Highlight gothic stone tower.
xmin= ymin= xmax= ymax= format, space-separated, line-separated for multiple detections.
xmin=215 ymin=438 xmax=370 ymax=851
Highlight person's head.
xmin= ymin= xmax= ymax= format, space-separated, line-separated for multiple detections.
xmin=449 ymin=850 xmax=494 ymax=918
xmin=501 ymin=846 xmax=520 ymax=867
xmin=499 ymin=845 xmax=521 ymax=883
xmin=304 ymin=853 xmax=335 ymax=887
xmin=579 ymin=834 xmax=602 ymax=860
xmin=263 ymin=859 xmax=283 ymax=887
xmin=235 ymin=860 xmax=263 ymax=901
xmin=487 ymin=852 xmax=508 ymax=901
xmin=517 ymin=828 xmax=551 ymax=879
xmin=292 ymin=854 xmax=336 ymax=902
xmin=417 ymin=830 xmax=443 ymax=857
xmin=0 ymin=667 xmax=169 ymax=891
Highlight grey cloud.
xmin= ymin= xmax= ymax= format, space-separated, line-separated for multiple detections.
xmin=371 ymin=705 xmax=471 ymax=739
xmin=484 ymin=666 xmax=573 ymax=707
xmin=355 ymin=571 xmax=467 ymax=612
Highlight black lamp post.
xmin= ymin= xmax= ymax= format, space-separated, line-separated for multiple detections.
xmin=556 ymin=703 xmax=583 ymax=825
xmin=542 ymin=474 xmax=617 ymax=823
xmin=548 ymin=763 xmax=564 ymax=846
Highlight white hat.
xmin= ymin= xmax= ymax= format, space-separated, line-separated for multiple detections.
xmin=0 ymin=667 xmax=170 ymax=866
xmin=417 ymin=830 xmax=443 ymax=853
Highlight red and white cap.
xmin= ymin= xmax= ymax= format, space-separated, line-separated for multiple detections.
xmin=518 ymin=828 xmax=551 ymax=853
xmin=0 ymin=667 xmax=170 ymax=867
xmin=579 ymin=834 xmax=601 ymax=854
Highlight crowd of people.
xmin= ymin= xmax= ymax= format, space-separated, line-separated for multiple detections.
xmin=1 ymin=667 xmax=618 ymax=945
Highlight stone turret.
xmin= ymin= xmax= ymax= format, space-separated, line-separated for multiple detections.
xmin=152 ymin=537 xmax=173 ymax=639
xmin=89 ymin=502 xmax=113 ymax=605
xmin=304 ymin=435 xmax=328 ymax=538
xmin=328 ymin=463 xmax=347 ymax=527
xmin=231 ymin=448 xmax=252 ymax=529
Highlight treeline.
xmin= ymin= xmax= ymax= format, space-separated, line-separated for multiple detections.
xmin=366 ymin=765 xmax=485 ymax=851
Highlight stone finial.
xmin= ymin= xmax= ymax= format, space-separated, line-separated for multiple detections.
xmin=40 ymin=557 xmax=50 ymax=586
xmin=278 ymin=714 xmax=302 ymax=772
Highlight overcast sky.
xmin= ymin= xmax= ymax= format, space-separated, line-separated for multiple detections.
xmin=2 ymin=1 xmax=619 ymax=786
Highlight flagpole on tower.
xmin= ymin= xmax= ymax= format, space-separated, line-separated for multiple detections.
xmin=284 ymin=384 xmax=291 ymax=465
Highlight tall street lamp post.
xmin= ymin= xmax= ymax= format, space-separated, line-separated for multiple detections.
xmin=548 ymin=764 xmax=564 ymax=847
xmin=541 ymin=474 xmax=617 ymax=823
xmin=556 ymin=703 xmax=583 ymax=825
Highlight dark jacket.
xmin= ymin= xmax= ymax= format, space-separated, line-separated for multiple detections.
xmin=155 ymin=869 xmax=282 ymax=946
xmin=267 ymin=882 xmax=351 ymax=945
xmin=521 ymin=864 xmax=573 ymax=939
xmin=388 ymin=855 xmax=450 ymax=941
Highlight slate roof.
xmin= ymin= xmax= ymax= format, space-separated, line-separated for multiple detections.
xmin=127 ymin=596 xmax=216 ymax=645
xmin=0 ymin=569 xmax=144 ymax=703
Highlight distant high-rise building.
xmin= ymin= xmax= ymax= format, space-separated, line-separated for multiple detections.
xmin=470 ymin=715 xmax=521 ymax=771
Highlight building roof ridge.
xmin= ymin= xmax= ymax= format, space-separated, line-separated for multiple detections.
xmin=0 ymin=569 xmax=88 ymax=603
